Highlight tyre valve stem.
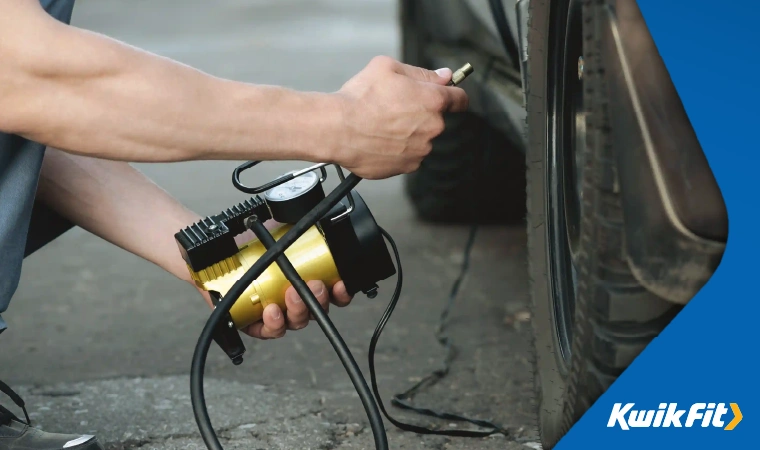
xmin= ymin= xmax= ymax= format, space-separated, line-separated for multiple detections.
xmin=447 ymin=63 xmax=474 ymax=86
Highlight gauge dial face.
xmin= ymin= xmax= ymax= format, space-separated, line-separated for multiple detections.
xmin=264 ymin=171 xmax=319 ymax=202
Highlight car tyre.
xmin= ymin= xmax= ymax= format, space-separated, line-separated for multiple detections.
xmin=524 ymin=0 xmax=681 ymax=447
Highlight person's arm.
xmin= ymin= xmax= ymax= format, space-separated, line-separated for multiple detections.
xmin=36 ymin=148 xmax=350 ymax=339
xmin=0 ymin=0 xmax=468 ymax=179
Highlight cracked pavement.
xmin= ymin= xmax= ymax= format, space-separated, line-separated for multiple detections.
xmin=1 ymin=1 xmax=538 ymax=448
xmin=18 ymin=377 xmax=534 ymax=450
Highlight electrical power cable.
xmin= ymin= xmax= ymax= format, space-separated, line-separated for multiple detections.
xmin=368 ymin=227 xmax=510 ymax=437
xmin=0 ymin=379 xmax=31 ymax=425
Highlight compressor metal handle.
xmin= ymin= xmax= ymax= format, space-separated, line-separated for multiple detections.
xmin=232 ymin=160 xmax=354 ymax=222
xmin=231 ymin=160 xmax=327 ymax=193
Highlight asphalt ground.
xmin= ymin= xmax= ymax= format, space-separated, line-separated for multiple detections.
xmin=0 ymin=1 xmax=538 ymax=448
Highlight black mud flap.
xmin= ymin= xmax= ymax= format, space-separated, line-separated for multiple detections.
xmin=601 ymin=0 xmax=727 ymax=304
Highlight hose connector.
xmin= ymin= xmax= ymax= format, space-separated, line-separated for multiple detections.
xmin=448 ymin=63 xmax=474 ymax=86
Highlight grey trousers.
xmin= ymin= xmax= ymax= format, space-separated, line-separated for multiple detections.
xmin=0 ymin=202 xmax=74 ymax=334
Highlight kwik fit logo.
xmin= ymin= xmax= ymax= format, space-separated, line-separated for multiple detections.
xmin=607 ymin=403 xmax=742 ymax=430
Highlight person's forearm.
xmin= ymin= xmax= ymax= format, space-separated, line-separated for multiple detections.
xmin=0 ymin=2 xmax=342 ymax=163
xmin=37 ymin=148 xmax=202 ymax=283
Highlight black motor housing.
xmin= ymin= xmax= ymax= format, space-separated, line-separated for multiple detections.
xmin=319 ymin=191 xmax=396 ymax=298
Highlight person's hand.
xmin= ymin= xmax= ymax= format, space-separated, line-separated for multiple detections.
xmin=241 ymin=280 xmax=352 ymax=339
xmin=196 ymin=279 xmax=352 ymax=340
xmin=331 ymin=56 xmax=469 ymax=179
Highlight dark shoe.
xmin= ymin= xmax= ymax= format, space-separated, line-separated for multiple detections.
xmin=1 ymin=380 xmax=103 ymax=450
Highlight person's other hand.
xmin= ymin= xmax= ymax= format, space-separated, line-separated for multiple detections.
xmin=241 ymin=280 xmax=352 ymax=339
xmin=331 ymin=56 xmax=469 ymax=179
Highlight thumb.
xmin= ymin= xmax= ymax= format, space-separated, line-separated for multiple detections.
xmin=432 ymin=68 xmax=453 ymax=85
xmin=394 ymin=62 xmax=452 ymax=85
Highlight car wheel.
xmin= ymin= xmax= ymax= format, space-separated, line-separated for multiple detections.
xmin=405 ymin=112 xmax=526 ymax=224
xmin=525 ymin=0 xmax=681 ymax=447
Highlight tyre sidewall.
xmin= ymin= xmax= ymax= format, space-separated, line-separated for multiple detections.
xmin=525 ymin=0 xmax=571 ymax=446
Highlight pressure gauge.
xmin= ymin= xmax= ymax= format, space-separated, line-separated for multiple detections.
xmin=264 ymin=170 xmax=325 ymax=224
